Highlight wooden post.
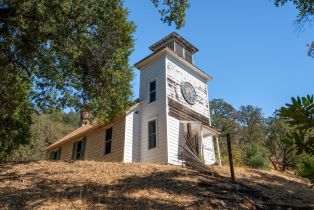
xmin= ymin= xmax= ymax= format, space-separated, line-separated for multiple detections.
xmin=226 ymin=133 xmax=235 ymax=180
xmin=215 ymin=136 xmax=222 ymax=166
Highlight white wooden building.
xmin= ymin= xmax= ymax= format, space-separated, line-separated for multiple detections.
xmin=45 ymin=32 xmax=221 ymax=165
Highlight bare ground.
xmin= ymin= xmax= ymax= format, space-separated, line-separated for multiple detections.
xmin=0 ymin=161 xmax=313 ymax=209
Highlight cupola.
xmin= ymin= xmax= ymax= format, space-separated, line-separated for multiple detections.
xmin=149 ymin=32 xmax=198 ymax=64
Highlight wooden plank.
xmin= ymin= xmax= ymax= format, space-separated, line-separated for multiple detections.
xmin=168 ymin=97 xmax=210 ymax=126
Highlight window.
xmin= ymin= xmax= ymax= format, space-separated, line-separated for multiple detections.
xmin=104 ymin=127 xmax=113 ymax=155
xmin=148 ymin=120 xmax=157 ymax=149
xmin=149 ymin=80 xmax=156 ymax=103
xmin=49 ymin=147 xmax=61 ymax=160
xmin=72 ymin=138 xmax=86 ymax=160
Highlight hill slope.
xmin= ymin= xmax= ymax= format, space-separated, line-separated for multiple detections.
xmin=0 ymin=161 xmax=313 ymax=209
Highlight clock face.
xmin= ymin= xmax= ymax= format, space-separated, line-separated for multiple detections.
xmin=181 ymin=82 xmax=197 ymax=105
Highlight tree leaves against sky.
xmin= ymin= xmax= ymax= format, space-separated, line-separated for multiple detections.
xmin=0 ymin=0 xmax=135 ymax=118
xmin=151 ymin=0 xmax=190 ymax=29
xmin=279 ymin=95 xmax=314 ymax=155
xmin=0 ymin=0 xmax=135 ymax=159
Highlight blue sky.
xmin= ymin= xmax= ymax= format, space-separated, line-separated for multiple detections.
xmin=124 ymin=0 xmax=313 ymax=117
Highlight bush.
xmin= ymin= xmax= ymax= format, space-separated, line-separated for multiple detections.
xmin=243 ymin=142 xmax=270 ymax=170
xmin=297 ymin=157 xmax=314 ymax=187
xmin=218 ymin=138 xmax=245 ymax=167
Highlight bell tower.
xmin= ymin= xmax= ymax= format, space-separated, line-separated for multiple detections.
xmin=149 ymin=32 xmax=198 ymax=64
xmin=135 ymin=32 xmax=215 ymax=165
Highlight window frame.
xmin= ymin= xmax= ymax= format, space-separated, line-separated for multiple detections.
xmin=148 ymin=117 xmax=157 ymax=150
xmin=49 ymin=147 xmax=61 ymax=160
xmin=148 ymin=80 xmax=157 ymax=103
xmin=72 ymin=138 xmax=86 ymax=160
xmin=104 ymin=127 xmax=113 ymax=155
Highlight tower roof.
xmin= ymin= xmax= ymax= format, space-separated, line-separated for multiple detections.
xmin=149 ymin=32 xmax=199 ymax=54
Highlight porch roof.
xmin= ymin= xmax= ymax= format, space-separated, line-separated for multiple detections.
xmin=180 ymin=121 xmax=221 ymax=137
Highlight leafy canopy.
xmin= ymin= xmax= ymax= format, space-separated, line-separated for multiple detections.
xmin=151 ymin=0 xmax=190 ymax=29
xmin=272 ymin=0 xmax=314 ymax=57
xmin=279 ymin=95 xmax=314 ymax=186
xmin=273 ymin=0 xmax=314 ymax=22
xmin=1 ymin=0 xmax=135 ymax=120
xmin=0 ymin=0 xmax=192 ymax=160
xmin=10 ymin=112 xmax=79 ymax=161
xmin=237 ymin=105 xmax=266 ymax=144
xmin=279 ymin=95 xmax=314 ymax=155
xmin=0 ymin=66 xmax=31 ymax=161
xmin=0 ymin=0 xmax=135 ymax=160
xmin=266 ymin=115 xmax=297 ymax=171
xmin=209 ymin=99 xmax=238 ymax=133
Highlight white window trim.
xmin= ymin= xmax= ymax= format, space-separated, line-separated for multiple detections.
xmin=147 ymin=115 xmax=158 ymax=150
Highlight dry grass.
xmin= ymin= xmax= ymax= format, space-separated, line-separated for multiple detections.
xmin=0 ymin=161 xmax=313 ymax=209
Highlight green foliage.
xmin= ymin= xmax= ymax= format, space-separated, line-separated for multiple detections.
xmin=272 ymin=1 xmax=314 ymax=57
xmin=297 ymin=157 xmax=314 ymax=187
xmin=243 ymin=142 xmax=270 ymax=170
xmin=219 ymin=141 xmax=245 ymax=167
xmin=0 ymin=0 xmax=190 ymax=161
xmin=237 ymin=105 xmax=266 ymax=144
xmin=10 ymin=112 xmax=79 ymax=161
xmin=0 ymin=67 xmax=32 ymax=161
xmin=151 ymin=0 xmax=190 ymax=29
xmin=279 ymin=95 xmax=314 ymax=184
xmin=209 ymin=99 xmax=267 ymax=167
xmin=209 ymin=99 xmax=238 ymax=133
xmin=0 ymin=0 xmax=135 ymax=160
xmin=279 ymin=95 xmax=314 ymax=155
xmin=266 ymin=115 xmax=297 ymax=171
xmin=209 ymin=99 xmax=244 ymax=166
xmin=273 ymin=0 xmax=314 ymax=22
xmin=0 ymin=0 xmax=135 ymax=121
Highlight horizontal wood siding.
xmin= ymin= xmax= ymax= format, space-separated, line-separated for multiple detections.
xmin=166 ymin=54 xmax=214 ymax=165
xmin=59 ymin=140 xmax=76 ymax=160
xmin=99 ymin=118 xmax=125 ymax=162
xmin=139 ymin=55 xmax=168 ymax=163
xmin=123 ymin=107 xmax=140 ymax=162
xmin=202 ymin=135 xmax=215 ymax=165
xmin=47 ymin=118 xmax=125 ymax=162
xmin=167 ymin=116 xmax=185 ymax=165
xmin=166 ymin=55 xmax=210 ymax=119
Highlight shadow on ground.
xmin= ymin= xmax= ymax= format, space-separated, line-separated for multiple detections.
xmin=0 ymin=161 xmax=313 ymax=209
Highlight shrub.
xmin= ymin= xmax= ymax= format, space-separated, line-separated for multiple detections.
xmin=243 ymin=142 xmax=270 ymax=170
xmin=297 ymin=157 xmax=314 ymax=187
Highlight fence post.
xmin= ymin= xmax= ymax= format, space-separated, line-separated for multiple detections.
xmin=226 ymin=133 xmax=235 ymax=181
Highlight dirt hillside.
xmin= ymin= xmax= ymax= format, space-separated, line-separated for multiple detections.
xmin=0 ymin=161 xmax=313 ymax=209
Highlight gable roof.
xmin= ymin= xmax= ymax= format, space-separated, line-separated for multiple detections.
xmin=45 ymin=103 xmax=140 ymax=151
xmin=44 ymin=124 xmax=101 ymax=151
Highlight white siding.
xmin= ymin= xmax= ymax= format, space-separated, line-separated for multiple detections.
xmin=167 ymin=117 xmax=216 ymax=165
xmin=55 ymin=117 xmax=125 ymax=162
xmin=167 ymin=116 xmax=185 ymax=165
xmin=166 ymin=55 xmax=210 ymax=118
xmin=123 ymin=107 xmax=140 ymax=162
xmin=202 ymin=135 xmax=215 ymax=165
xmin=166 ymin=53 xmax=215 ymax=165
xmin=139 ymin=55 xmax=168 ymax=163
xmin=86 ymin=118 xmax=125 ymax=162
